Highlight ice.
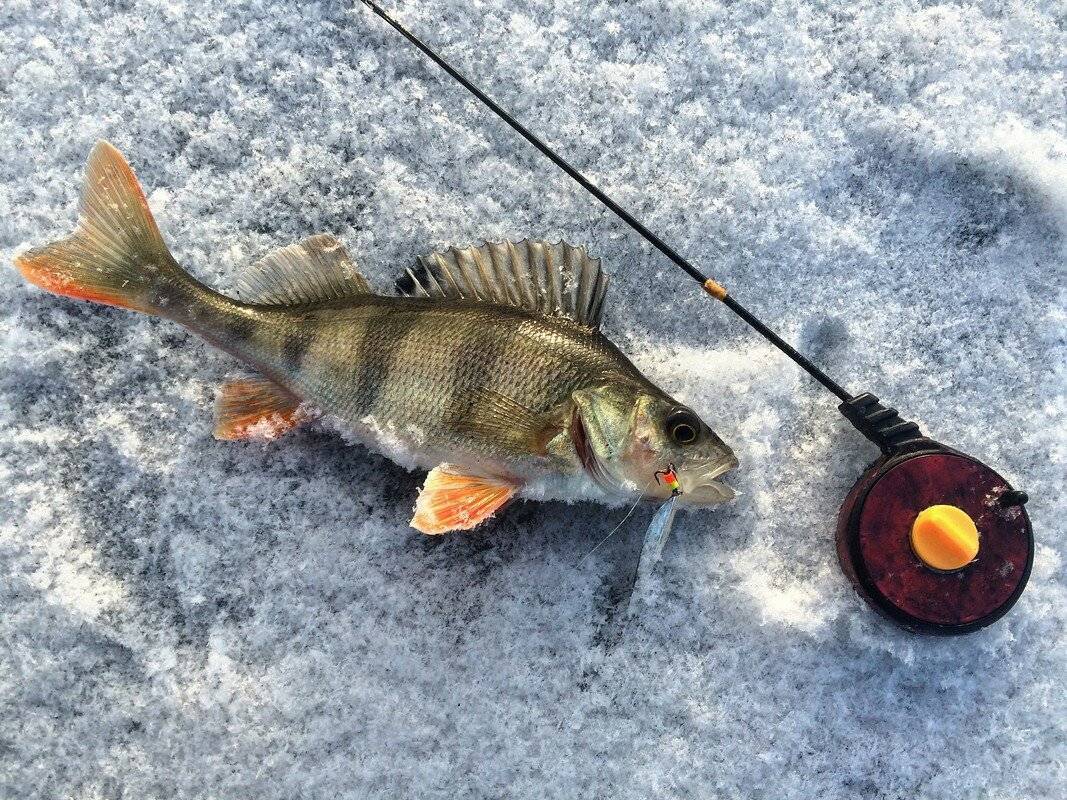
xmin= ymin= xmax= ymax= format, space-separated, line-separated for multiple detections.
xmin=1 ymin=1 xmax=1064 ymax=798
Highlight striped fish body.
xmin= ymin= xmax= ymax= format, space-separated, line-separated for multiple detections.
xmin=14 ymin=143 xmax=737 ymax=534
xmin=226 ymin=295 xmax=652 ymax=487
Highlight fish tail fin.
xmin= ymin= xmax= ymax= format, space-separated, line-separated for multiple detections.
xmin=14 ymin=141 xmax=201 ymax=317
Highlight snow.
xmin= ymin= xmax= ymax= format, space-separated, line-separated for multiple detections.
xmin=1 ymin=0 xmax=1064 ymax=797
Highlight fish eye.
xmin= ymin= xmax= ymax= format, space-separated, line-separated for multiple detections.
xmin=665 ymin=408 xmax=699 ymax=445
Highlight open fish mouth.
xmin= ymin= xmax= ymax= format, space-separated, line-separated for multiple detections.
xmin=679 ymin=455 xmax=739 ymax=505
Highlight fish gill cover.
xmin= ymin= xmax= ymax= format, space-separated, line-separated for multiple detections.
xmin=0 ymin=1 xmax=1064 ymax=798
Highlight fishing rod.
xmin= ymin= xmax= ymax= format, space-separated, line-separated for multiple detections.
xmin=358 ymin=0 xmax=852 ymax=403
xmin=358 ymin=0 xmax=1033 ymax=634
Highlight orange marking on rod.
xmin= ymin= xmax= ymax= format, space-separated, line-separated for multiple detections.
xmin=703 ymin=278 xmax=727 ymax=300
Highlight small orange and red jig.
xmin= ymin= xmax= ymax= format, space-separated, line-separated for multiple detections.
xmin=654 ymin=465 xmax=682 ymax=497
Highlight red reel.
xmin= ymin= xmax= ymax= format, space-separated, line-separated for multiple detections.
xmin=836 ymin=395 xmax=1033 ymax=634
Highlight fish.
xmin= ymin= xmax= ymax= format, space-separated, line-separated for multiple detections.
xmin=13 ymin=142 xmax=738 ymax=534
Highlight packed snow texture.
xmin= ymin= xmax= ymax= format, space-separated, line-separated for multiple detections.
xmin=1 ymin=1 xmax=1064 ymax=797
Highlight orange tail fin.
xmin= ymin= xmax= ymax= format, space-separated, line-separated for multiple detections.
xmin=14 ymin=141 xmax=197 ymax=316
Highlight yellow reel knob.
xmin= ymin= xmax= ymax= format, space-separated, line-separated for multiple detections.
xmin=910 ymin=504 xmax=980 ymax=571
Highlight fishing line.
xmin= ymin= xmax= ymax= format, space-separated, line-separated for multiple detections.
xmin=357 ymin=0 xmax=853 ymax=404
xmin=578 ymin=477 xmax=655 ymax=563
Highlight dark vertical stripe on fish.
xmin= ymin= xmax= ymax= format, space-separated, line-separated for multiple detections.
xmin=281 ymin=328 xmax=311 ymax=369
xmin=443 ymin=312 xmax=515 ymax=425
xmin=350 ymin=308 xmax=421 ymax=417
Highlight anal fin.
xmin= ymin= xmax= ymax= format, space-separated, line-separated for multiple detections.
xmin=214 ymin=378 xmax=314 ymax=441
xmin=411 ymin=466 xmax=520 ymax=535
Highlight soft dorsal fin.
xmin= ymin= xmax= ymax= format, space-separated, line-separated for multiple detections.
xmin=233 ymin=234 xmax=373 ymax=306
xmin=399 ymin=239 xmax=609 ymax=328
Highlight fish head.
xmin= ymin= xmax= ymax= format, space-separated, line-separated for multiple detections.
xmin=570 ymin=385 xmax=738 ymax=505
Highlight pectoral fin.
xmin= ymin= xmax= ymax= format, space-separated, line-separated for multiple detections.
xmin=411 ymin=466 xmax=520 ymax=535
xmin=447 ymin=389 xmax=563 ymax=455
xmin=214 ymin=378 xmax=313 ymax=441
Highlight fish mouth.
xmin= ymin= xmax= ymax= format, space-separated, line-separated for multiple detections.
xmin=679 ymin=454 xmax=739 ymax=505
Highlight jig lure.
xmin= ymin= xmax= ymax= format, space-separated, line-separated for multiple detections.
xmin=359 ymin=0 xmax=1034 ymax=634
xmin=638 ymin=467 xmax=683 ymax=579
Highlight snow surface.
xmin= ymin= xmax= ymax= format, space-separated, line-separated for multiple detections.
xmin=2 ymin=1 xmax=1065 ymax=797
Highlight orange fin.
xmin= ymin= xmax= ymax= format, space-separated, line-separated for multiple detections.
xmin=14 ymin=141 xmax=192 ymax=315
xmin=411 ymin=466 xmax=519 ymax=535
xmin=214 ymin=378 xmax=314 ymax=441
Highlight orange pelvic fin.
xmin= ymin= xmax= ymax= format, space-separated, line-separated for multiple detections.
xmin=214 ymin=378 xmax=313 ymax=441
xmin=411 ymin=466 xmax=519 ymax=535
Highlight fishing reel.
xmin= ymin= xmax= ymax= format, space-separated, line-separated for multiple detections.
xmin=836 ymin=394 xmax=1033 ymax=634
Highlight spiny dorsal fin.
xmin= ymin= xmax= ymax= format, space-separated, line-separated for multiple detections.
xmin=399 ymin=239 xmax=609 ymax=328
xmin=233 ymin=235 xmax=372 ymax=306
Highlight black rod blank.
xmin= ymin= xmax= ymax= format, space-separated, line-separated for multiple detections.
xmin=359 ymin=0 xmax=854 ymax=403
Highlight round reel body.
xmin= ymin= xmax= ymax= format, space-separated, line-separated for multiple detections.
xmin=835 ymin=397 xmax=1033 ymax=634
